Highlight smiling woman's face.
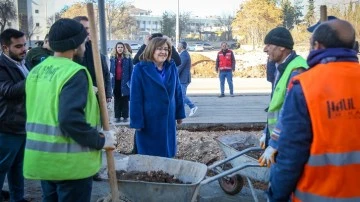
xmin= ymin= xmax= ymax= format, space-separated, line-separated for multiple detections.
xmin=153 ymin=43 xmax=169 ymax=64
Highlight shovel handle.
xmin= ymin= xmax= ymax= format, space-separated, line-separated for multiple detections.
xmin=86 ymin=3 xmax=119 ymax=201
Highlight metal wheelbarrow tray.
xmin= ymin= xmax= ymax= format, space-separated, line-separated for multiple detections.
xmin=213 ymin=133 xmax=270 ymax=200
xmin=108 ymin=154 xmax=207 ymax=202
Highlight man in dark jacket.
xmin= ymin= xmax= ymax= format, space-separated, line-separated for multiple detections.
xmin=177 ymin=41 xmax=198 ymax=117
xmin=25 ymin=34 xmax=53 ymax=70
xmin=133 ymin=33 xmax=181 ymax=66
xmin=73 ymin=16 xmax=112 ymax=102
xmin=0 ymin=28 xmax=29 ymax=202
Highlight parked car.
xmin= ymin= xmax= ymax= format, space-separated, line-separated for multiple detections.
xmin=130 ymin=43 xmax=142 ymax=50
xmin=202 ymin=43 xmax=214 ymax=50
xmin=188 ymin=44 xmax=204 ymax=52
xmin=229 ymin=42 xmax=240 ymax=49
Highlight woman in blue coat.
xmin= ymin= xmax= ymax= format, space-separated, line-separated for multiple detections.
xmin=110 ymin=42 xmax=133 ymax=122
xmin=130 ymin=37 xmax=185 ymax=158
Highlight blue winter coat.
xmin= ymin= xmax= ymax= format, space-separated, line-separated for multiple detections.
xmin=129 ymin=60 xmax=185 ymax=158
xmin=109 ymin=56 xmax=133 ymax=96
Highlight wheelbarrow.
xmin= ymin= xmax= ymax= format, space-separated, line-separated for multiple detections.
xmin=214 ymin=133 xmax=270 ymax=201
xmin=99 ymin=150 xmax=267 ymax=202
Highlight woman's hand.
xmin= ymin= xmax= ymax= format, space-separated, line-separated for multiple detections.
xmin=176 ymin=119 xmax=183 ymax=125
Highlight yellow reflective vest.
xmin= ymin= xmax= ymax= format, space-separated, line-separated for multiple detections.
xmin=24 ymin=56 xmax=101 ymax=180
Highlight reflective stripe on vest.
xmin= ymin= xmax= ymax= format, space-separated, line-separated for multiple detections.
xmin=26 ymin=122 xmax=64 ymax=136
xmin=218 ymin=50 xmax=233 ymax=70
xmin=293 ymin=62 xmax=360 ymax=201
xmin=26 ymin=139 xmax=94 ymax=153
xmin=294 ymin=190 xmax=360 ymax=202
xmin=24 ymin=56 xmax=101 ymax=180
xmin=267 ymin=56 xmax=308 ymax=133
xmin=307 ymin=151 xmax=360 ymax=166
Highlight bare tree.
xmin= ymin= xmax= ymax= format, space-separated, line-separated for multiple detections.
xmin=47 ymin=11 xmax=63 ymax=29
xmin=218 ymin=14 xmax=234 ymax=41
xmin=26 ymin=16 xmax=41 ymax=47
xmin=105 ymin=0 xmax=135 ymax=40
xmin=0 ymin=0 xmax=17 ymax=32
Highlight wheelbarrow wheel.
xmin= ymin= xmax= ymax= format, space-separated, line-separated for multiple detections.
xmin=218 ymin=174 xmax=244 ymax=195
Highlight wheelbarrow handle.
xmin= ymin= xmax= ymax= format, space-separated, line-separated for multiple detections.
xmin=208 ymin=147 xmax=263 ymax=170
xmin=202 ymin=163 xmax=259 ymax=186
xmin=190 ymin=163 xmax=260 ymax=202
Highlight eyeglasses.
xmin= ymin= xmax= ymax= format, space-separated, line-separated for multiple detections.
xmin=155 ymin=47 xmax=170 ymax=52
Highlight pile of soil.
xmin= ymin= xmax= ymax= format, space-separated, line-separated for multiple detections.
xmin=116 ymin=170 xmax=189 ymax=184
xmin=189 ymin=53 xmax=266 ymax=78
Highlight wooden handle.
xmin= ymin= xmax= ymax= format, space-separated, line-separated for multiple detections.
xmin=86 ymin=3 xmax=119 ymax=201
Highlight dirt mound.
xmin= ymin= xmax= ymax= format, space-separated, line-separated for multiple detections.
xmin=116 ymin=170 xmax=189 ymax=184
xmin=189 ymin=53 xmax=266 ymax=78
xmin=233 ymin=64 xmax=266 ymax=78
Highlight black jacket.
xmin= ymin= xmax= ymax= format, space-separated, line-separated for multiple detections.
xmin=25 ymin=46 xmax=53 ymax=70
xmin=0 ymin=54 xmax=26 ymax=134
xmin=81 ymin=41 xmax=112 ymax=98
xmin=133 ymin=44 xmax=181 ymax=66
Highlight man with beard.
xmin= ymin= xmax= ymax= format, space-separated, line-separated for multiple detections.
xmin=0 ymin=29 xmax=29 ymax=202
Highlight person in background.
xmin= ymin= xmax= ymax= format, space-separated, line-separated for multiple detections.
xmin=110 ymin=42 xmax=133 ymax=123
xmin=0 ymin=28 xmax=29 ymax=202
xmin=177 ymin=41 xmax=198 ymax=117
xmin=73 ymin=16 xmax=112 ymax=103
xmin=124 ymin=43 xmax=133 ymax=55
xmin=258 ymin=27 xmax=308 ymax=168
xmin=23 ymin=18 xmax=116 ymax=202
xmin=130 ymin=37 xmax=185 ymax=158
xmin=215 ymin=42 xmax=236 ymax=97
xmin=25 ymin=34 xmax=53 ymax=70
xmin=133 ymin=33 xmax=181 ymax=66
xmin=268 ymin=19 xmax=360 ymax=202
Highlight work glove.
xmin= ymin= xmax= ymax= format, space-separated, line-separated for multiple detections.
xmin=258 ymin=146 xmax=277 ymax=167
xmin=100 ymin=130 xmax=116 ymax=150
xmin=259 ymin=133 xmax=266 ymax=149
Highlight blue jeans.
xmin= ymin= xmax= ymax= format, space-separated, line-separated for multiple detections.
xmin=181 ymin=83 xmax=195 ymax=109
xmin=219 ymin=70 xmax=234 ymax=95
xmin=0 ymin=132 xmax=26 ymax=202
xmin=41 ymin=176 xmax=93 ymax=202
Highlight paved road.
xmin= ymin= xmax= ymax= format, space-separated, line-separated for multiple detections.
xmin=187 ymin=78 xmax=271 ymax=95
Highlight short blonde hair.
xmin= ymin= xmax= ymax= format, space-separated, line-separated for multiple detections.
xmin=140 ymin=37 xmax=172 ymax=62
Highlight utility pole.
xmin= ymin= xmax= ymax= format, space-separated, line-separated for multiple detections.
xmin=176 ymin=0 xmax=179 ymax=47
xmin=98 ymin=0 xmax=107 ymax=56
xmin=320 ymin=5 xmax=327 ymax=22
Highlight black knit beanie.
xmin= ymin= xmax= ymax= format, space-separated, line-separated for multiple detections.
xmin=48 ymin=18 xmax=88 ymax=52
xmin=264 ymin=27 xmax=294 ymax=50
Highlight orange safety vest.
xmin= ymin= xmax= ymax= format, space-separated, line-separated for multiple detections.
xmin=292 ymin=62 xmax=360 ymax=202
xmin=218 ymin=50 xmax=233 ymax=70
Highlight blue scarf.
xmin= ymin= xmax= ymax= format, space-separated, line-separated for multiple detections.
xmin=307 ymin=48 xmax=358 ymax=68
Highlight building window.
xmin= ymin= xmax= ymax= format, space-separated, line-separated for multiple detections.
xmin=7 ymin=22 xmax=11 ymax=27
xmin=36 ymin=23 xmax=40 ymax=27
xmin=35 ymin=9 xmax=39 ymax=14
xmin=36 ymin=36 xmax=40 ymax=40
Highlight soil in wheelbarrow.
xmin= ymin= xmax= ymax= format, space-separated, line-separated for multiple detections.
xmin=116 ymin=170 xmax=191 ymax=184
xmin=230 ymin=143 xmax=263 ymax=159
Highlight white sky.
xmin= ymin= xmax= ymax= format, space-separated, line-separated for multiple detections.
xmin=48 ymin=0 xmax=244 ymax=17
xmin=48 ymin=0 xmax=349 ymax=18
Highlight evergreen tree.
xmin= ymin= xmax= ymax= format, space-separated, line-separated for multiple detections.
xmin=304 ymin=0 xmax=315 ymax=26
xmin=160 ymin=12 xmax=175 ymax=38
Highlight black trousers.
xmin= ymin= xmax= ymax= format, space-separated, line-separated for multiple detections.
xmin=113 ymin=79 xmax=129 ymax=119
